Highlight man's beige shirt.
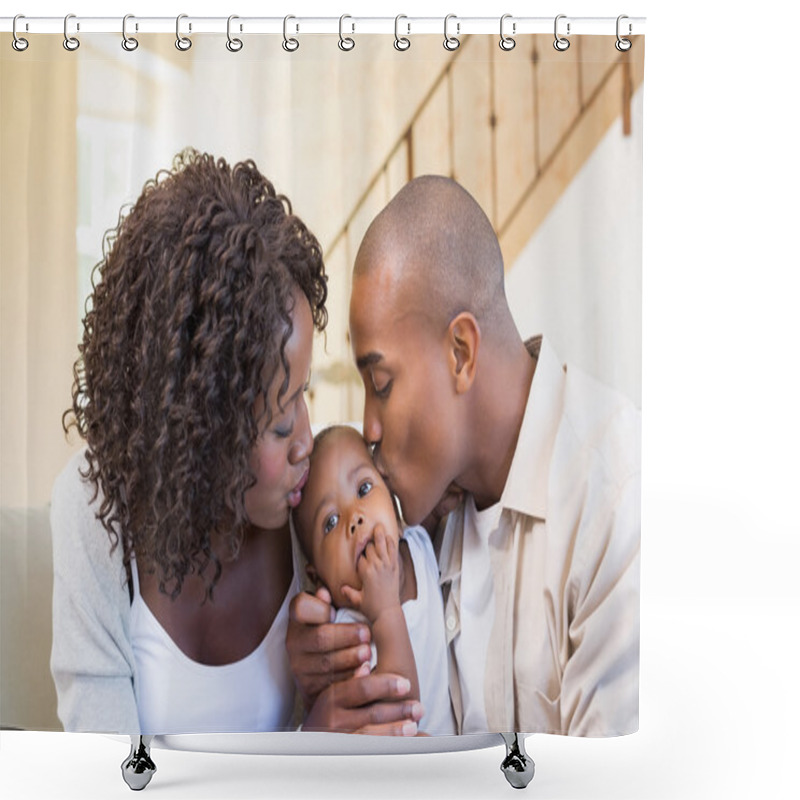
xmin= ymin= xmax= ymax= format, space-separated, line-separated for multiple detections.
xmin=438 ymin=336 xmax=641 ymax=736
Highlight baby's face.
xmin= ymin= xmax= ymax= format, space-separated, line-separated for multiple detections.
xmin=295 ymin=427 xmax=400 ymax=608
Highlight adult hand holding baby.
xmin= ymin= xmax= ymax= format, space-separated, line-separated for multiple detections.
xmin=286 ymin=587 xmax=423 ymax=735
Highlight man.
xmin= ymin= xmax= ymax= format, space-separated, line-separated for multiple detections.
xmin=288 ymin=176 xmax=640 ymax=737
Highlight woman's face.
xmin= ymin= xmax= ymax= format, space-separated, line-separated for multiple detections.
xmin=244 ymin=289 xmax=315 ymax=532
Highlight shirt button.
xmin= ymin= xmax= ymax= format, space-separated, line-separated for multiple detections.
xmin=446 ymin=616 xmax=457 ymax=632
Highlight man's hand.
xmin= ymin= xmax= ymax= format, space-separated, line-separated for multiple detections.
xmin=341 ymin=525 xmax=401 ymax=625
xmin=286 ymin=587 xmax=372 ymax=709
xmin=303 ymin=670 xmax=425 ymax=735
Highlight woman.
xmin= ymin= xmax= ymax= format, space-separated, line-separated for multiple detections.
xmin=51 ymin=150 xmax=415 ymax=736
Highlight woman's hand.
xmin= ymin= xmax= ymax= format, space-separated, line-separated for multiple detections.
xmin=286 ymin=587 xmax=373 ymax=709
xmin=303 ymin=667 xmax=425 ymax=735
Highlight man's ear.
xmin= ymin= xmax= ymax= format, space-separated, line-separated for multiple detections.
xmin=447 ymin=312 xmax=480 ymax=394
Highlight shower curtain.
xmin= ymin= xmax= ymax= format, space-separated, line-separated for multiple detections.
xmin=0 ymin=19 xmax=644 ymax=744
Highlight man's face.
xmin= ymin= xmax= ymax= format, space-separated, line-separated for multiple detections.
xmin=349 ymin=269 xmax=461 ymax=526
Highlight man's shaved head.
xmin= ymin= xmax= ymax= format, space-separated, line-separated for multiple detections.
xmin=354 ymin=176 xmax=508 ymax=332
xmin=349 ymin=176 xmax=531 ymax=525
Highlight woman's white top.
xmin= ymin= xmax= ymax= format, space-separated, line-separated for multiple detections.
xmin=130 ymin=561 xmax=298 ymax=735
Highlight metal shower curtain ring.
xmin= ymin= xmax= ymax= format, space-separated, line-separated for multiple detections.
xmin=226 ymin=15 xmax=243 ymax=52
xmin=443 ymin=14 xmax=460 ymax=51
xmin=339 ymin=14 xmax=355 ymax=51
xmin=394 ymin=15 xmax=410 ymax=51
xmin=499 ymin=14 xmax=516 ymax=51
xmin=283 ymin=15 xmax=299 ymax=52
xmin=553 ymin=14 xmax=570 ymax=51
xmin=12 ymin=14 xmax=29 ymax=51
xmin=121 ymin=14 xmax=139 ymax=51
xmin=63 ymin=13 xmax=80 ymax=51
xmin=175 ymin=14 xmax=192 ymax=51
xmin=616 ymin=14 xmax=633 ymax=51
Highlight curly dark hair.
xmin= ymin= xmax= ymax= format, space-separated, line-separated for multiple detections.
xmin=64 ymin=149 xmax=327 ymax=599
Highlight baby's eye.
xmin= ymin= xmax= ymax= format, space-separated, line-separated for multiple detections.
xmin=358 ymin=480 xmax=373 ymax=498
xmin=323 ymin=513 xmax=339 ymax=535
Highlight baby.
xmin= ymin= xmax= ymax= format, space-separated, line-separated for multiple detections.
xmin=292 ymin=425 xmax=455 ymax=735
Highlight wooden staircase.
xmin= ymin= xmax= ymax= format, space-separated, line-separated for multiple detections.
xmin=309 ymin=34 xmax=645 ymax=424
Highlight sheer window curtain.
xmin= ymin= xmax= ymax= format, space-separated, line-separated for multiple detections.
xmin=1 ymin=46 xmax=78 ymax=509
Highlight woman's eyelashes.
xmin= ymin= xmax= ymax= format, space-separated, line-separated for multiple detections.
xmin=272 ymin=409 xmax=296 ymax=438
xmin=272 ymin=384 xmax=307 ymax=438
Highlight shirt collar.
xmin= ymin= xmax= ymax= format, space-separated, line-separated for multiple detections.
xmin=438 ymin=503 xmax=465 ymax=586
xmin=499 ymin=335 xmax=566 ymax=521
xmin=438 ymin=335 xmax=566 ymax=584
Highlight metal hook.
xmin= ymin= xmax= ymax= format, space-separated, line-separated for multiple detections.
xmin=12 ymin=14 xmax=29 ymax=52
xmin=63 ymin=13 xmax=80 ymax=51
xmin=553 ymin=14 xmax=570 ymax=52
xmin=339 ymin=14 xmax=355 ymax=51
xmin=175 ymin=14 xmax=192 ymax=51
xmin=283 ymin=15 xmax=299 ymax=52
xmin=394 ymin=15 xmax=410 ymax=51
xmin=121 ymin=14 xmax=138 ymax=51
xmin=226 ymin=15 xmax=243 ymax=52
xmin=443 ymin=14 xmax=460 ymax=51
xmin=615 ymin=14 xmax=632 ymax=52
xmin=499 ymin=14 xmax=516 ymax=51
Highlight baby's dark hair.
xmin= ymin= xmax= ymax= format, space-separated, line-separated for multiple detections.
xmin=64 ymin=148 xmax=328 ymax=599
xmin=310 ymin=423 xmax=355 ymax=453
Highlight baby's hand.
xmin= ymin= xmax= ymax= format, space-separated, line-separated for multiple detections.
xmin=341 ymin=525 xmax=401 ymax=625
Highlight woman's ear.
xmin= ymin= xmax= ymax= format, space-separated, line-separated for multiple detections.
xmin=447 ymin=312 xmax=480 ymax=394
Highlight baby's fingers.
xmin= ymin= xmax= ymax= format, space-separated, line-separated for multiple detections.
xmin=385 ymin=531 xmax=397 ymax=562
xmin=341 ymin=584 xmax=363 ymax=609
xmin=372 ymin=525 xmax=390 ymax=561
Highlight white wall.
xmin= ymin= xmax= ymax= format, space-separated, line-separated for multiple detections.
xmin=506 ymin=86 xmax=643 ymax=407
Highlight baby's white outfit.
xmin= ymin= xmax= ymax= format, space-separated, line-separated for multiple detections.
xmin=335 ymin=525 xmax=456 ymax=735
